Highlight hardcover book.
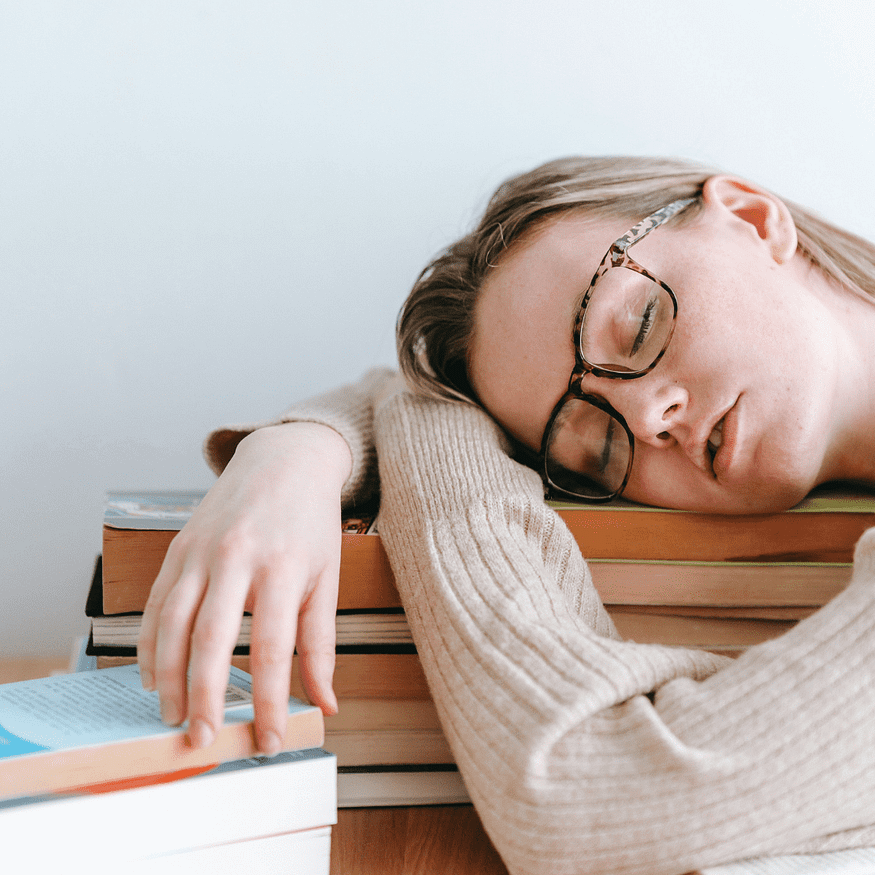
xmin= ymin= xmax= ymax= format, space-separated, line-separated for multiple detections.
xmin=0 ymin=747 xmax=336 ymax=865
xmin=101 ymin=489 xmax=874 ymax=614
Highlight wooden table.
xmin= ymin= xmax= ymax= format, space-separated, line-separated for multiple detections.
xmin=1 ymin=656 xmax=508 ymax=874
xmin=332 ymin=805 xmax=507 ymax=874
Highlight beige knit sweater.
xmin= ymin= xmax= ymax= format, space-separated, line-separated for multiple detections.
xmin=205 ymin=369 xmax=875 ymax=875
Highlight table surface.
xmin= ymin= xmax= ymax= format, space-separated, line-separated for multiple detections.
xmin=1 ymin=656 xmax=508 ymax=875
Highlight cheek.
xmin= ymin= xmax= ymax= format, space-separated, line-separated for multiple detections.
xmin=621 ymin=451 xmax=696 ymax=509
xmin=622 ymin=445 xmax=740 ymax=512
xmin=622 ymin=444 xmax=815 ymax=514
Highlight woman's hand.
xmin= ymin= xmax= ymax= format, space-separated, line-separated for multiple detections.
xmin=137 ymin=422 xmax=353 ymax=755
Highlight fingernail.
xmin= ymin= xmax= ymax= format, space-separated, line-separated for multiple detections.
xmin=259 ymin=731 xmax=281 ymax=757
xmin=140 ymin=669 xmax=154 ymax=691
xmin=188 ymin=718 xmax=214 ymax=749
xmin=160 ymin=700 xmax=181 ymax=726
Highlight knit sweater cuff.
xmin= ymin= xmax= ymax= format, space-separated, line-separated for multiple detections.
xmin=202 ymin=367 xmax=395 ymax=508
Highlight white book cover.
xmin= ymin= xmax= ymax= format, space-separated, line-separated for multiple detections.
xmin=0 ymin=748 xmax=336 ymax=864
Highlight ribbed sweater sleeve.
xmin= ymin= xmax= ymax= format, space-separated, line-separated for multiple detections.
xmin=373 ymin=386 xmax=875 ymax=875
xmin=202 ymin=367 xmax=395 ymax=508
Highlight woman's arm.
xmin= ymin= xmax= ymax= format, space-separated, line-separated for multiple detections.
xmin=137 ymin=368 xmax=395 ymax=754
xmin=203 ymin=366 xmax=396 ymax=508
xmin=374 ymin=385 xmax=875 ymax=875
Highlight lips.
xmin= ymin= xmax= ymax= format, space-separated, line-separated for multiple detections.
xmin=709 ymin=398 xmax=739 ymax=481
xmin=706 ymin=418 xmax=724 ymax=465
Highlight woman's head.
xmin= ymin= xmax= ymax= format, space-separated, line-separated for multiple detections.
xmin=398 ymin=158 xmax=713 ymax=403
xmin=397 ymin=156 xmax=875 ymax=512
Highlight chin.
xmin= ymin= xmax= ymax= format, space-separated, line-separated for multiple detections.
xmin=623 ymin=477 xmax=814 ymax=515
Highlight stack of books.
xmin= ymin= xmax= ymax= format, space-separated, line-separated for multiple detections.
xmin=90 ymin=488 xmax=875 ymax=808
xmin=96 ymin=492 xmax=466 ymax=806
xmin=0 ymin=662 xmax=336 ymax=870
xmin=556 ymin=492 xmax=872 ymax=654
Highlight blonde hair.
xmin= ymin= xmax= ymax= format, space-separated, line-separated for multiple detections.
xmin=396 ymin=155 xmax=875 ymax=403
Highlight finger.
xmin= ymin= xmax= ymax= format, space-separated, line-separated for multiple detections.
xmin=184 ymin=561 xmax=251 ymax=749
xmin=295 ymin=568 xmax=339 ymax=716
xmin=137 ymin=539 xmax=187 ymax=691
xmin=248 ymin=569 xmax=301 ymax=755
xmin=152 ymin=569 xmax=208 ymax=727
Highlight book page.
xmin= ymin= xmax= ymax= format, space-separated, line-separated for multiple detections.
xmin=0 ymin=664 xmax=257 ymax=757
xmin=104 ymin=491 xmax=205 ymax=530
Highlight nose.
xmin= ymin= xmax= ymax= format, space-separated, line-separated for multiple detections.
xmin=581 ymin=372 xmax=689 ymax=449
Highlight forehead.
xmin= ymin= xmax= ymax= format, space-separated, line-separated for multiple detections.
xmin=469 ymin=212 xmax=636 ymax=449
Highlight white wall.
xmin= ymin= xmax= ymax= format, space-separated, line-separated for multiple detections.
xmin=4 ymin=0 xmax=875 ymax=657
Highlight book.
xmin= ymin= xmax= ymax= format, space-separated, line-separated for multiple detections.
xmin=88 ymin=562 xmax=412 ymax=648
xmin=81 ymin=667 xmax=452 ymax=767
xmin=89 ymin=560 xmax=831 ymax=652
xmin=103 ymin=491 xmax=396 ymax=613
xmin=101 ymin=489 xmax=874 ymax=614
xmin=151 ymin=826 xmax=331 ymax=874
xmin=549 ymin=488 xmax=875 ymax=563
xmin=91 ymin=606 xmax=799 ymax=654
xmin=609 ymin=610 xmax=796 ymax=651
xmin=91 ymin=602 xmax=804 ymax=650
xmin=91 ymin=610 xmax=413 ymax=648
xmin=88 ymin=550 xmax=838 ymax=655
xmin=321 ymin=697 xmax=452 ymax=766
xmin=0 ymin=747 xmax=336 ymax=865
xmin=337 ymin=764 xmax=470 ymax=807
xmin=588 ymin=560 xmax=851 ymax=607
xmin=0 ymin=662 xmax=324 ymax=800
xmin=94 ymin=651 xmax=433 ymax=700
xmin=94 ymin=597 xmax=811 ymax=707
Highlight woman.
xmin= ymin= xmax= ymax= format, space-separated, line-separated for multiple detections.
xmin=138 ymin=157 xmax=875 ymax=875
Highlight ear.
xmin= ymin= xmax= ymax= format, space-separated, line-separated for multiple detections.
xmin=701 ymin=175 xmax=798 ymax=264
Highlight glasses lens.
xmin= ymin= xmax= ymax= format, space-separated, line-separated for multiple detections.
xmin=544 ymin=397 xmax=631 ymax=499
xmin=580 ymin=268 xmax=674 ymax=373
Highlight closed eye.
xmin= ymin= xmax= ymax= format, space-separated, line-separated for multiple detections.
xmin=630 ymin=295 xmax=657 ymax=357
xmin=598 ymin=416 xmax=617 ymax=473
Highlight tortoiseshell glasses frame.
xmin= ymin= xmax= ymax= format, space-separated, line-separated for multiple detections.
xmin=538 ymin=197 xmax=697 ymax=502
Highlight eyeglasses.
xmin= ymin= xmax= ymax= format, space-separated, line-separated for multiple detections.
xmin=539 ymin=197 xmax=696 ymax=502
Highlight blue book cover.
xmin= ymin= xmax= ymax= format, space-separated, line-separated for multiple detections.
xmin=0 ymin=663 xmax=324 ymax=800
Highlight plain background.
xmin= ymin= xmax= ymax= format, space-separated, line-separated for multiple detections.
xmin=4 ymin=1 xmax=875 ymax=659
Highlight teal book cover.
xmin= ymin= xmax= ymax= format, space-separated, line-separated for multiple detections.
xmin=0 ymin=663 xmax=324 ymax=800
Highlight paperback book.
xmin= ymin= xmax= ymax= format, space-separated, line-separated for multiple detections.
xmin=0 ymin=662 xmax=323 ymax=800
